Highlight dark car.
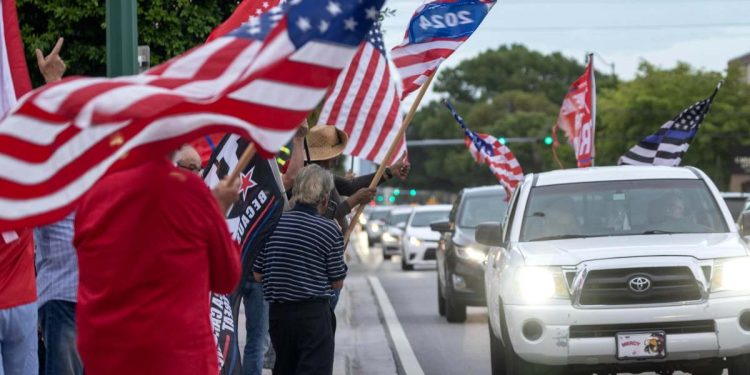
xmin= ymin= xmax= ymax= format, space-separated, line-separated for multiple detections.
xmin=431 ymin=186 xmax=508 ymax=323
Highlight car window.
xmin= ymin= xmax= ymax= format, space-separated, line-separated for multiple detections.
xmin=723 ymin=198 xmax=747 ymax=221
xmin=371 ymin=210 xmax=390 ymax=221
xmin=457 ymin=194 xmax=509 ymax=228
xmin=520 ymin=179 xmax=729 ymax=242
xmin=449 ymin=191 xmax=462 ymax=223
xmin=387 ymin=213 xmax=410 ymax=226
xmin=410 ymin=210 xmax=450 ymax=227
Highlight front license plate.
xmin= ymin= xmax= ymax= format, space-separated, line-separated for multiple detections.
xmin=616 ymin=331 xmax=667 ymax=360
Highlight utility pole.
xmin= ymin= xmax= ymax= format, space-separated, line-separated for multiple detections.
xmin=106 ymin=0 xmax=138 ymax=77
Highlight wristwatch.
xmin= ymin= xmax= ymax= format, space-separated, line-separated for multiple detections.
xmin=384 ymin=167 xmax=393 ymax=179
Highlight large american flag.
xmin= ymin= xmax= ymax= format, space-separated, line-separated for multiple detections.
xmin=391 ymin=0 xmax=495 ymax=98
xmin=0 ymin=0 xmax=385 ymax=231
xmin=445 ymin=100 xmax=523 ymax=196
xmin=317 ymin=21 xmax=405 ymax=164
xmin=618 ymin=85 xmax=720 ymax=167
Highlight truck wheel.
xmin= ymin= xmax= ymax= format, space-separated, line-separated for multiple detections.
xmin=729 ymin=354 xmax=750 ymax=375
xmin=437 ymin=276 xmax=446 ymax=316
xmin=445 ymin=297 xmax=466 ymax=323
xmin=489 ymin=321 xmax=507 ymax=375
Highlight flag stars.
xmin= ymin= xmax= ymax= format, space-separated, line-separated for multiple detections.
xmin=327 ymin=1 xmax=342 ymax=16
xmin=319 ymin=20 xmax=330 ymax=33
xmin=297 ymin=16 xmax=311 ymax=32
xmin=344 ymin=17 xmax=358 ymax=31
xmin=365 ymin=6 xmax=379 ymax=20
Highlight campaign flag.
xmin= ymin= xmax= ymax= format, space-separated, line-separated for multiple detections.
xmin=618 ymin=84 xmax=720 ymax=166
xmin=553 ymin=56 xmax=596 ymax=168
xmin=392 ymin=0 xmax=496 ymax=98
xmin=203 ymin=134 xmax=285 ymax=375
xmin=318 ymin=21 xmax=405 ymax=164
xmin=0 ymin=0 xmax=386 ymax=231
xmin=0 ymin=0 xmax=31 ymax=116
xmin=444 ymin=100 xmax=523 ymax=196
xmin=193 ymin=0 xmax=284 ymax=164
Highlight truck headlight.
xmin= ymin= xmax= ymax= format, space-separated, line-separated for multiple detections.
xmin=455 ymin=246 xmax=485 ymax=262
xmin=711 ymin=258 xmax=750 ymax=292
xmin=409 ymin=237 xmax=422 ymax=246
xmin=515 ymin=267 xmax=568 ymax=303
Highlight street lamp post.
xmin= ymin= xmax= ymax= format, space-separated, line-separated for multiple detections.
xmin=106 ymin=0 xmax=138 ymax=77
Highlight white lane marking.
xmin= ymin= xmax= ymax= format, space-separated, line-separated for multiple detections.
xmin=368 ymin=275 xmax=425 ymax=375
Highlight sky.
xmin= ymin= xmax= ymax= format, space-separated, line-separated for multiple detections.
xmin=381 ymin=0 xmax=750 ymax=106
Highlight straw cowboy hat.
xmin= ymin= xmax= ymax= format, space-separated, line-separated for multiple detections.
xmin=306 ymin=125 xmax=349 ymax=161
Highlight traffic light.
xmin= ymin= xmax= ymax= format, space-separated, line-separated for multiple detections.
xmin=388 ymin=196 xmax=396 ymax=203
xmin=543 ymin=136 xmax=553 ymax=146
xmin=377 ymin=195 xmax=384 ymax=202
xmin=498 ymin=137 xmax=507 ymax=145
xmin=393 ymin=188 xmax=400 ymax=196
xmin=409 ymin=189 xmax=417 ymax=196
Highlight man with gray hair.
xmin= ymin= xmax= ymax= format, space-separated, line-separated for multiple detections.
xmin=253 ymin=164 xmax=346 ymax=375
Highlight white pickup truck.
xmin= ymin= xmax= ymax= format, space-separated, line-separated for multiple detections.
xmin=478 ymin=166 xmax=750 ymax=375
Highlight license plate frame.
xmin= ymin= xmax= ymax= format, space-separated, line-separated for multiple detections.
xmin=615 ymin=331 xmax=667 ymax=360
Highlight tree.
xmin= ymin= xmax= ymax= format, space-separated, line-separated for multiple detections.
xmin=597 ymin=62 xmax=750 ymax=189
xmin=17 ymin=0 xmax=240 ymax=86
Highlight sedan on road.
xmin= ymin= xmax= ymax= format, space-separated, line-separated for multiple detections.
xmin=400 ymin=205 xmax=451 ymax=271
xmin=432 ymin=185 xmax=508 ymax=323
xmin=381 ymin=206 xmax=413 ymax=260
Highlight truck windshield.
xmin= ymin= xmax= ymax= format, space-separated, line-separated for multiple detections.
xmin=520 ymin=179 xmax=729 ymax=242
xmin=458 ymin=194 xmax=509 ymax=228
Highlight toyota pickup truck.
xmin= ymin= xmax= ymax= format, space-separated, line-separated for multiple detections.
xmin=478 ymin=166 xmax=750 ymax=375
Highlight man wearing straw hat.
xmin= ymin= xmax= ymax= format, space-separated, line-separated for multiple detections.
xmin=300 ymin=125 xmax=410 ymax=232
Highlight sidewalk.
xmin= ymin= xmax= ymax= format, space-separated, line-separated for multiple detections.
xmin=237 ymin=231 xmax=398 ymax=375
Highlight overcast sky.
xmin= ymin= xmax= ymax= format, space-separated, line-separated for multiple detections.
xmin=381 ymin=0 xmax=750 ymax=105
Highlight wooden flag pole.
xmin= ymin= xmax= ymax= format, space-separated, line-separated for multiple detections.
xmin=343 ymin=71 xmax=436 ymax=244
xmin=227 ymin=142 xmax=257 ymax=183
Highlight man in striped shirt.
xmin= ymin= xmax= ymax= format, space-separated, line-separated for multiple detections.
xmin=253 ymin=164 xmax=346 ymax=375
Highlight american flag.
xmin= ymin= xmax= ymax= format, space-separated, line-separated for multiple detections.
xmin=444 ymin=100 xmax=523 ymax=196
xmin=618 ymin=84 xmax=720 ymax=167
xmin=391 ymin=0 xmax=495 ymax=98
xmin=317 ymin=21 xmax=405 ymax=164
xmin=0 ymin=0 xmax=385 ymax=231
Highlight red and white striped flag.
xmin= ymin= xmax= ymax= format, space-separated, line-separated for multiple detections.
xmin=0 ymin=0 xmax=386 ymax=231
xmin=318 ymin=21 xmax=405 ymax=164
xmin=0 ymin=0 xmax=31 ymax=116
xmin=391 ymin=0 xmax=496 ymax=98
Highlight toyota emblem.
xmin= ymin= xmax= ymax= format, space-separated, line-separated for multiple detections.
xmin=628 ymin=276 xmax=651 ymax=293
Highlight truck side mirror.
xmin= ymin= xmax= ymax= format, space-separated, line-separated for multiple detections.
xmin=475 ymin=222 xmax=503 ymax=247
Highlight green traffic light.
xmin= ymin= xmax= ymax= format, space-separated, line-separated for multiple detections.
xmin=544 ymin=136 xmax=553 ymax=146
xmin=409 ymin=189 xmax=417 ymax=196
xmin=388 ymin=196 xmax=396 ymax=203
xmin=498 ymin=137 xmax=507 ymax=145
xmin=393 ymin=188 xmax=400 ymax=196
xmin=377 ymin=195 xmax=384 ymax=202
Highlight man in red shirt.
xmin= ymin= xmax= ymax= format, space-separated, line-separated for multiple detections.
xmin=73 ymin=157 xmax=241 ymax=374
xmin=0 ymin=228 xmax=38 ymax=375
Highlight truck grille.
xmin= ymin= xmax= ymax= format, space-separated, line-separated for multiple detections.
xmin=578 ymin=267 xmax=702 ymax=306
xmin=569 ymin=320 xmax=715 ymax=338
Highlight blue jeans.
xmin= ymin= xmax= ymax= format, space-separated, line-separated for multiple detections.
xmin=0 ymin=302 xmax=38 ymax=375
xmin=39 ymin=301 xmax=83 ymax=375
xmin=242 ymin=281 xmax=269 ymax=375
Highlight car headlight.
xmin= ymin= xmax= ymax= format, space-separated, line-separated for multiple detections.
xmin=409 ymin=237 xmax=422 ymax=246
xmin=382 ymin=232 xmax=396 ymax=242
xmin=711 ymin=257 xmax=750 ymax=292
xmin=455 ymin=246 xmax=486 ymax=263
xmin=370 ymin=223 xmax=380 ymax=232
xmin=514 ymin=267 xmax=568 ymax=303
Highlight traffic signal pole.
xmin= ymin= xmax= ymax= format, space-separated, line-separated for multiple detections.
xmin=106 ymin=0 xmax=138 ymax=77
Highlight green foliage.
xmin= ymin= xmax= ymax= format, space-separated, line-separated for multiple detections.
xmin=597 ymin=62 xmax=750 ymax=188
xmin=17 ymin=0 xmax=240 ymax=86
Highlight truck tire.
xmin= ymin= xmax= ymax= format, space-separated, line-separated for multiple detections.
xmin=445 ymin=296 xmax=466 ymax=323
xmin=489 ymin=321 xmax=507 ymax=375
xmin=437 ymin=276 xmax=446 ymax=316
xmin=729 ymin=354 xmax=750 ymax=375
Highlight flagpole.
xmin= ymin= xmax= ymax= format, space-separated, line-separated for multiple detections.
xmin=589 ymin=52 xmax=596 ymax=167
xmin=227 ymin=142 xmax=257 ymax=183
xmin=342 ymin=71 xmax=437 ymax=245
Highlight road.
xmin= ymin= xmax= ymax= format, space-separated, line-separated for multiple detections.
xmin=358 ymin=240 xmax=724 ymax=375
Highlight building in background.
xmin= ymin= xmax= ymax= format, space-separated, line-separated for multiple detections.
xmin=730 ymin=52 xmax=750 ymax=84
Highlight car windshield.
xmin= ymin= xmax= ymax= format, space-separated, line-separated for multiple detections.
xmin=387 ymin=213 xmax=410 ymax=226
xmin=520 ymin=179 xmax=729 ymax=242
xmin=457 ymin=194 xmax=509 ymax=228
xmin=411 ymin=210 xmax=450 ymax=227
xmin=370 ymin=210 xmax=391 ymax=221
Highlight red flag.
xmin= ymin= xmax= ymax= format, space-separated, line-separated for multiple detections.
xmin=553 ymin=56 xmax=596 ymax=168
xmin=1 ymin=0 xmax=32 ymax=115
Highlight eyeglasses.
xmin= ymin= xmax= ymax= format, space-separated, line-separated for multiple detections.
xmin=177 ymin=163 xmax=202 ymax=174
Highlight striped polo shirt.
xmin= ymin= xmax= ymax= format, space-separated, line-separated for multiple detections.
xmin=253 ymin=203 xmax=346 ymax=303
